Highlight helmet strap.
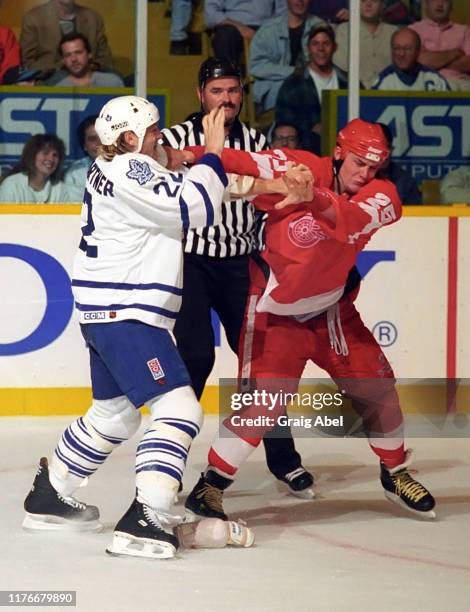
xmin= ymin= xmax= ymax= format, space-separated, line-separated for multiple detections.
xmin=333 ymin=158 xmax=343 ymax=194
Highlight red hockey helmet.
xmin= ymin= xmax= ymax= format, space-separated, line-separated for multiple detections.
xmin=336 ymin=119 xmax=390 ymax=165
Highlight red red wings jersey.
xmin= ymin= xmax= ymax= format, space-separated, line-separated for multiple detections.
xmin=187 ymin=146 xmax=402 ymax=316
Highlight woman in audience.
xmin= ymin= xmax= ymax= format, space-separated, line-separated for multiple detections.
xmin=0 ymin=134 xmax=72 ymax=203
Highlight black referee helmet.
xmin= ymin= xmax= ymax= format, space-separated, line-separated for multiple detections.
xmin=197 ymin=57 xmax=242 ymax=90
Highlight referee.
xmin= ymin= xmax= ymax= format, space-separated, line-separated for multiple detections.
xmin=161 ymin=57 xmax=313 ymax=496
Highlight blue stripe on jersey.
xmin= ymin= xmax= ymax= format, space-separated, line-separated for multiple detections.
xmin=71 ymin=279 xmax=183 ymax=296
xmin=198 ymin=153 xmax=228 ymax=187
xmin=179 ymin=194 xmax=190 ymax=231
xmin=190 ymin=180 xmax=215 ymax=227
xmin=75 ymin=302 xmax=179 ymax=319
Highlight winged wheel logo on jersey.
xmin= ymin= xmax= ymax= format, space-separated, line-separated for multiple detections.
xmin=287 ymin=214 xmax=327 ymax=248
xmin=126 ymin=159 xmax=155 ymax=185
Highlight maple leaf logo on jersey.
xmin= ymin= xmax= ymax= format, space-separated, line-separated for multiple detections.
xmin=126 ymin=159 xmax=155 ymax=185
xmin=287 ymin=214 xmax=327 ymax=248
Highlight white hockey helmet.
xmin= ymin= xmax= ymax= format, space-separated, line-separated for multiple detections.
xmin=95 ymin=95 xmax=159 ymax=153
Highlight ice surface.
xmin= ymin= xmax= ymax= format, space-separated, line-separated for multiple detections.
xmin=1 ymin=416 xmax=469 ymax=612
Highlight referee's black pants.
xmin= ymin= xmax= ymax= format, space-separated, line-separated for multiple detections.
xmin=173 ymin=252 xmax=303 ymax=479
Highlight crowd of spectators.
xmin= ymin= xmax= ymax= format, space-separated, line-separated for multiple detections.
xmin=1 ymin=0 xmax=469 ymax=204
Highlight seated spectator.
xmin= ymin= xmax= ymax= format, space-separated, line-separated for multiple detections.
xmin=249 ymin=0 xmax=323 ymax=112
xmin=20 ymin=0 xmax=113 ymax=73
xmin=2 ymin=66 xmax=45 ymax=85
xmin=270 ymin=122 xmax=301 ymax=149
xmin=0 ymin=25 xmax=21 ymax=84
xmin=64 ymin=115 xmax=100 ymax=201
xmin=409 ymin=0 xmax=470 ymax=91
xmin=45 ymin=33 xmax=123 ymax=87
xmin=334 ymin=0 xmax=397 ymax=88
xmin=275 ymin=24 xmax=347 ymax=153
xmin=373 ymin=27 xmax=450 ymax=90
xmin=308 ymin=0 xmax=413 ymax=25
xmin=440 ymin=166 xmax=470 ymax=203
xmin=204 ymin=0 xmax=286 ymax=66
xmin=379 ymin=123 xmax=422 ymax=204
xmin=0 ymin=134 xmax=72 ymax=203
xmin=308 ymin=0 xmax=349 ymax=23
xmin=169 ymin=0 xmax=201 ymax=55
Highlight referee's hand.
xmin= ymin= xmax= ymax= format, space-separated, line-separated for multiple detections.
xmin=203 ymin=107 xmax=225 ymax=157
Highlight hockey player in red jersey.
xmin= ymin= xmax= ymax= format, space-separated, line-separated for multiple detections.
xmin=184 ymin=118 xmax=436 ymax=520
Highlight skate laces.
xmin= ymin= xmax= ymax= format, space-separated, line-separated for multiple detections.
xmin=142 ymin=505 xmax=181 ymax=530
xmin=57 ymin=493 xmax=86 ymax=510
xmin=196 ymin=483 xmax=224 ymax=513
xmin=392 ymin=470 xmax=429 ymax=502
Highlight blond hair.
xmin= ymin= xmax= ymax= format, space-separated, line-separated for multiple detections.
xmin=98 ymin=133 xmax=135 ymax=161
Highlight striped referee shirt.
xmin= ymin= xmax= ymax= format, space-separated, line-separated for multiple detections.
xmin=161 ymin=113 xmax=267 ymax=257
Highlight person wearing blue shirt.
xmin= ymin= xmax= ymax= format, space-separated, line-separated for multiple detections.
xmin=248 ymin=0 xmax=323 ymax=111
xmin=204 ymin=0 xmax=287 ymax=65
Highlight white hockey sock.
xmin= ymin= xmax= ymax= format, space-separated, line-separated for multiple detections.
xmin=136 ymin=386 xmax=202 ymax=510
xmin=51 ymin=396 xmax=141 ymax=497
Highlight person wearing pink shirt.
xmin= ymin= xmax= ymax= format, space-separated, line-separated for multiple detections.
xmin=410 ymin=0 xmax=470 ymax=90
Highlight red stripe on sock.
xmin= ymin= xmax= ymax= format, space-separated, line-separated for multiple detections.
xmin=208 ymin=447 xmax=238 ymax=477
xmin=370 ymin=443 xmax=405 ymax=468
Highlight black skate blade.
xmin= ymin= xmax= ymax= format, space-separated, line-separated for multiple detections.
xmin=384 ymin=491 xmax=437 ymax=520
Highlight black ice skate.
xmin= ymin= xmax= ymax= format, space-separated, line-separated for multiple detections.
xmin=380 ymin=450 xmax=436 ymax=519
xmin=106 ymin=498 xmax=179 ymax=560
xmin=279 ymin=467 xmax=315 ymax=500
xmin=23 ymin=457 xmax=101 ymax=531
xmin=184 ymin=470 xmax=232 ymax=521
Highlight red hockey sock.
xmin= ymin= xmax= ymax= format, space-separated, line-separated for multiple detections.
xmin=370 ymin=443 xmax=405 ymax=469
xmin=208 ymin=428 xmax=261 ymax=478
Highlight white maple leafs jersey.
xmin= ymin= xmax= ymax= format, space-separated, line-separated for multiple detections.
xmin=72 ymin=152 xmax=228 ymax=330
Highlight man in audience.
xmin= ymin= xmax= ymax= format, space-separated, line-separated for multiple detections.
xmin=65 ymin=115 xmax=100 ymax=201
xmin=249 ymin=0 xmax=323 ymax=112
xmin=204 ymin=0 xmax=286 ymax=66
xmin=271 ymin=123 xmax=301 ymax=149
xmin=20 ymin=0 xmax=113 ymax=73
xmin=276 ymin=24 xmax=347 ymax=153
xmin=334 ymin=0 xmax=397 ymax=88
xmin=169 ymin=0 xmax=201 ymax=55
xmin=373 ymin=27 xmax=450 ymax=90
xmin=0 ymin=25 xmax=20 ymax=84
xmin=440 ymin=166 xmax=470 ymax=203
xmin=410 ymin=0 xmax=470 ymax=90
xmin=46 ymin=33 xmax=123 ymax=87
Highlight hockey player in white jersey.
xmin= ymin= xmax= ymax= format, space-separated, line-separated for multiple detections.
xmin=22 ymin=96 xmax=230 ymax=560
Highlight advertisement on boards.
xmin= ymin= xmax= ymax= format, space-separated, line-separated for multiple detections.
xmin=0 ymin=213 xmax=462 ymax=393
xmin=324 ymin=91 xmax=470 ymax=181
xmin=0 ymin=88 xmax=168 ymax=174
